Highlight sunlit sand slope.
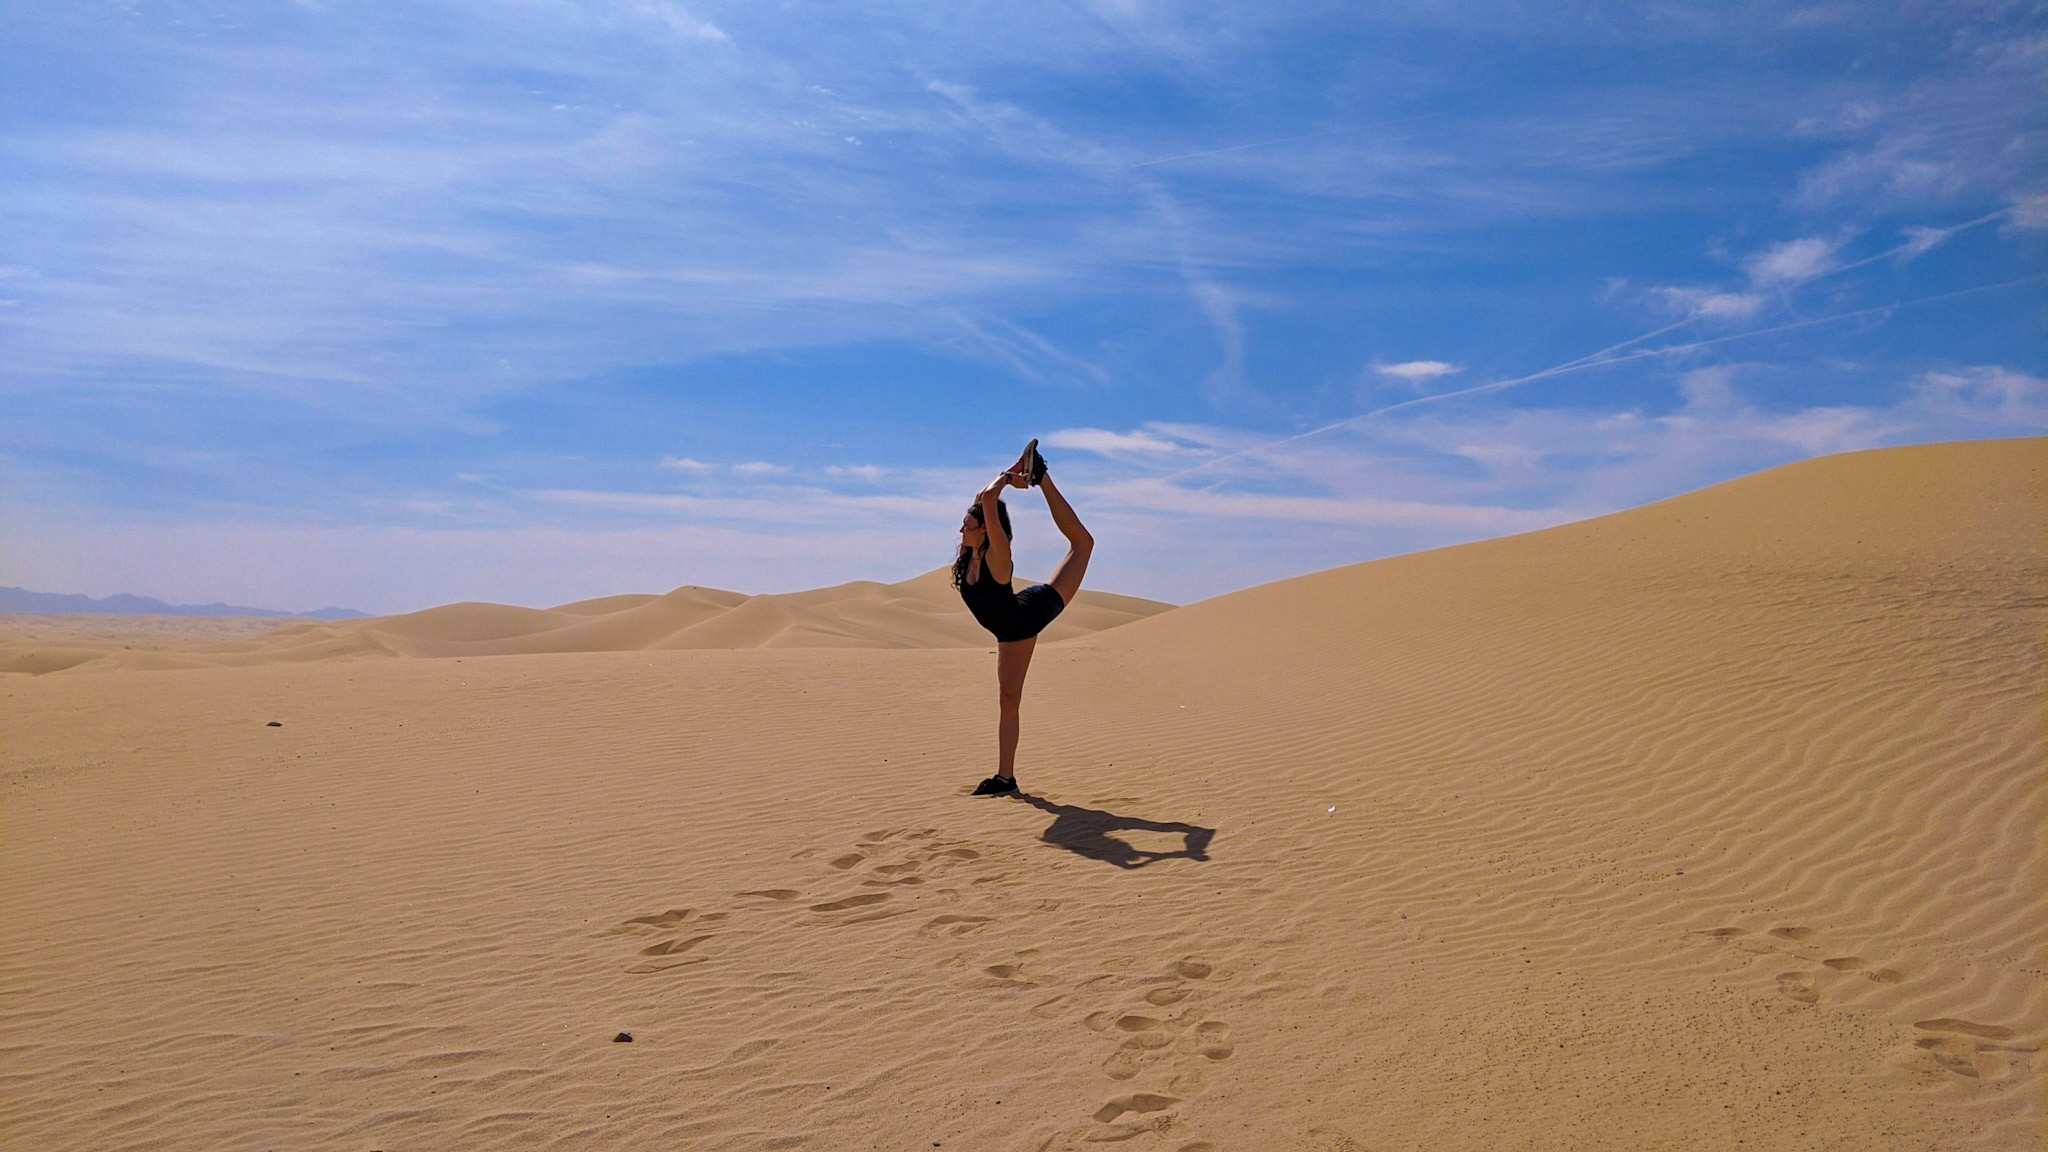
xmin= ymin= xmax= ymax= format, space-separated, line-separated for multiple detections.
xmin=0 ymin=570 xmax=1173 ymax=672
xmin=1 ymin=438 xmax=2039 ymax=1150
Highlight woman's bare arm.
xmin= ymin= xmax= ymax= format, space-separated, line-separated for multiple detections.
xmin=979 ymin=473 xmax=1019 ymax=584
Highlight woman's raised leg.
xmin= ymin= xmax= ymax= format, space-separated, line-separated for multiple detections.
xmin=996 ymin=637 xmax=1036 ymax=780
xmin=1039 ymin=473 xmax=1094 ymax=606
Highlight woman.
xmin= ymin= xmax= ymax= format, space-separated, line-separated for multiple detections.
xmin=954 ymin=439 xmax=1094 ymax=796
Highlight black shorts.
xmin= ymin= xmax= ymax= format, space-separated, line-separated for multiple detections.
xmin=993 ymin=583 xmax=1066 ymax=643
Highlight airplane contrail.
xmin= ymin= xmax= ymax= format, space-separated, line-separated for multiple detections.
xmin=1819 ymin=207 xmax=2011 ymax=280
xmin=1366 ymin=273 xmax=2043 ymax=418
xmin=1157 ymin=273 xmax=2044 ymax=484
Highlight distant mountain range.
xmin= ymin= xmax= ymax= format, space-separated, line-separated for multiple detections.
xmin=0 ymin=586 xmax=368 ymax=620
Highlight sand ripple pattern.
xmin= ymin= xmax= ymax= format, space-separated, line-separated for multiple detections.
xmin=2 ymin=438 xmax=2041 ymax=1149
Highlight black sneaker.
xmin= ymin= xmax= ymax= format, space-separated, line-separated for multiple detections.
xmin=1026 ymin=440 xmax=1048 ymax=487
xmin=971 ymin=774 xmax=1018 ymax=796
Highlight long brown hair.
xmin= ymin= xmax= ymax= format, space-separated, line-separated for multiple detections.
xmin=951 ymin=498 xmax=1012 ymax=589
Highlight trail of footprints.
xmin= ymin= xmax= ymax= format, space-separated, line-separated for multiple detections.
xmin=610 ymin=827 xmax=1239 ymax=1142
xmin=609 ymin=829 xmax=982 ymax=970
xmin=1693 ymin=924 xmax=2037 ymax=1083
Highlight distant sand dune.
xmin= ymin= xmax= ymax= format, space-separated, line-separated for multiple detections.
xmin=1 ymin=438 xmax=2040 ymax=1150
xmin=0 ymin=569 xmax=1174 ymax=673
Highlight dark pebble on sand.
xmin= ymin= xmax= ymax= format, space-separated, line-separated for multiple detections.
xmin=614 ymin=1032 xmax=633 ymax=1043
xmin=266 ymin=721 xmax=282 ymax=727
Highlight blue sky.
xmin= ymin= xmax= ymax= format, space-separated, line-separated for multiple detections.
xmin=2 ymin=1 xmax=2042 ymax=613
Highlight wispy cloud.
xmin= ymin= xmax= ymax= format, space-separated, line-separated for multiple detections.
xmin=1085 ymin=360 xmax=2046 ymax=525
xmin=1743 ymin=235 xmax=1846 ymax=289
xmin=12 ymin=360 xmax=2040 ymax=611
xmin=530 ymin=482 xmax=957 ymax=524
xmin=1653 ymin=287 xmax=1765 ymax=320
xmin=1099 ymin=476 xmax=1556 ymax=533
xmin=2009 ymin=193 xmax=2048 ymax=231
xmin=3 ymin=2 xmax=2039 ymax=611
xmin=825 ymin=464 xmax=886 ymax=482
xmin=1376 ymin=360 xmax=1461 ymax=381
xmin=1790 ymin=23 xmax=2044 ymax=212
xmin=1896 ymin=226 xmax=1949 ymax=261
xmin=1043 ymin=426 xmax=1191 ymax=455
xmin=940 ymin=311 xmax=1110 ymax=386
xmin=1140 ymin=186 xmax=1249 ymax=403
xmin=1644 ymin=205 xmax=2012 ymax=328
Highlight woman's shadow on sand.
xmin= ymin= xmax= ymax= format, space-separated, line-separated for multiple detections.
xmin=1014 ymin=794 xmax=1213 ymax=870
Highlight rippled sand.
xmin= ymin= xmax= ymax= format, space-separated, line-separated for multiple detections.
xmin=3 ymin=437 xmax=2041 ymax=1150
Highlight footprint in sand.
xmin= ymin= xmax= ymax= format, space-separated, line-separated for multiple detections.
xmin=1696 ymin=925 xmax=2017 ymax=1084
xmin=1775 ymin=972 xmax=1819 ymax=1005
xmin=859 ymin=827 xmax=942 ymax=845
xmin=623 ymin=908 xmax=698 ymax=928
xmin=1080 ymin=958 xmax=1235 ymax=1083
xmin=1192 ymin=1021 xmax=1234 ymax=1061
xmin=1085 ymin=1010 xmax=1165 ymax=1033
xmin=1915 ymin=1018 xmax=2017 ymax=1040
xmin=1700 ymin=925 xmax=1908 ymax=1002
xmin=612 ymin=909 xmax=733 ymax=972
xmin=1043 ymin=964 xmax=1235 ymax=1143
xmin=979 ymin=961 xmax=1051 ymax=989
xmin=1093 ymin=1092 xmax=1179 ymax=1124
xmin=1693 ymin=926 xmax=1782 ymax=956
xmin=809 ymin=892 xmax=890 ymax=913
xmin=1029 ymin=994 xmax=1068 ymax=1019
xmin=1908 ymin=1020 xmax=2036 ymax=1081
xmin=1136 ymin=962 xmax=1221 ymax=1026
xmin=1100 ymin=1044 xmax=1149 ymax=1082
xmin=921 ymin=914 xmax=993 ymax=938
xmin=611 ymin=913 xmax=724 ymax=972
xmin=612 ymin=907 xmax=730 ymax=933
xmin=835 ymin=835 xmax=986 ymax=891
xmin=1102 ymin=1017 xmax=1179 ymax=1080
xmin=640 ymin=933 xmax=716 ymax=957
xmin=613 ymin=832 xmax=987 ymax=973
xmin=1822 ymin=956 xmax=1905 ymax=983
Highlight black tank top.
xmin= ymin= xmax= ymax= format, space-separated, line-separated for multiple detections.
xmin=959 ymin=554 xmax=1021 ymax=636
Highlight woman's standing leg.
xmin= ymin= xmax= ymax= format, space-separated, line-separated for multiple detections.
xmin=996 ymin=637 xmax=1036 ymax=780
xmin=1039 ymin=473 xmax=1094 ymax=606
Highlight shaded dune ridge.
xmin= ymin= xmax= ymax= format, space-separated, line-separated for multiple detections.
xmin=0 ymin=437 xmax=2041 ymax=1150
xmin=0 ymin=568 xmax=1174 ymax=673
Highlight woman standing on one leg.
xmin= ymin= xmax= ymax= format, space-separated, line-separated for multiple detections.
xmin=954 ymin=440 xmax=1094 ymax=796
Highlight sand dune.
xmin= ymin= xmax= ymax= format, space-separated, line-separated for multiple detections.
xmin=1 ymin=438 xmax=2041 ymax=1150
xmin=0 ymin=569 xmax=1174 ymax=673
